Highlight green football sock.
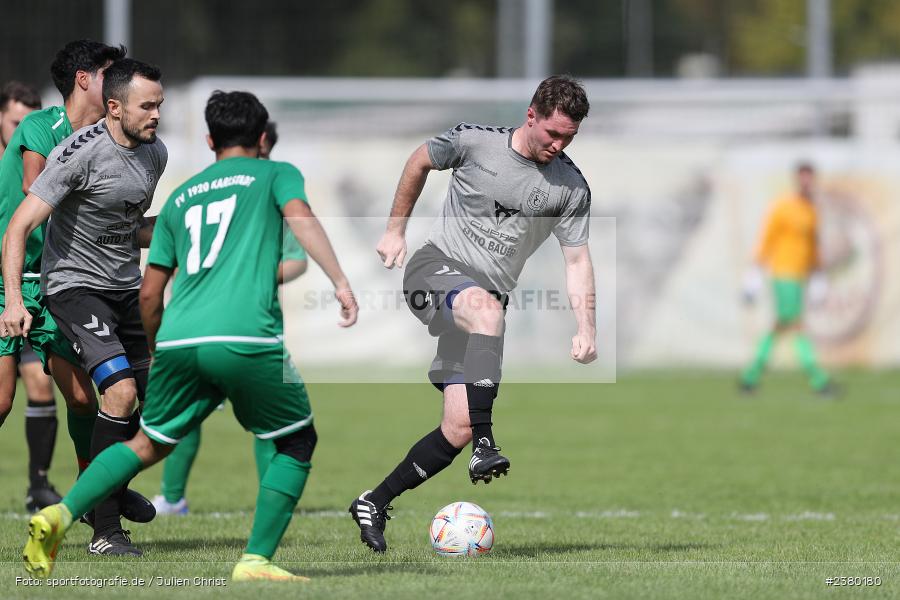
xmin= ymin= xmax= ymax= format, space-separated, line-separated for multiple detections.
xmin=254 ymin=437 xmax=277 ymax=482
xmin=65 ymin=410 xmax=95 ymax=471
xmin=741 ymin=332 xmax=775 ymax=386
xmin=794 ymin=334 xmax=830 ymax=390
xmin=161 ymin=427 xmax=201 ymax=503
xmin=62 ymin=443 xmax=143 ymax=519
xmin=246 ymin=453 xmax=310 ymax=559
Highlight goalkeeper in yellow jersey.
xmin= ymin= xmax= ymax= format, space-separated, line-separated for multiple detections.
xmin=740 ymin=162 xmax=833 ymax=395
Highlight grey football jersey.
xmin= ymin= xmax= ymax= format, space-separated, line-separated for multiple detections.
xmin=425 ymin=123 xmax=590 ymax=292
xmin=29 ymin=119 xmax=167 ymax=295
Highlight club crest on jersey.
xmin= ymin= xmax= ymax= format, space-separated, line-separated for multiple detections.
xmin=494 ymin=201 xmax=520 ymax=225
xmin=527 ymin=187 xmax=550 ymax=211
xmin=146 ymin=170 xmax=156 ymax=185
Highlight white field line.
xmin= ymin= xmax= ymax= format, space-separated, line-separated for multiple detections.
xmin=730 ymin=512 xmax=769 ymax=522
xmin=0 ymin=509 xmax=883 ymax=522
xmin=784 ymin=511 xmax=835 ymax=521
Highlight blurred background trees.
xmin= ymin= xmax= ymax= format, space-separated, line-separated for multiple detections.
xmin=3 ymin=0 xmax=899 ymax=86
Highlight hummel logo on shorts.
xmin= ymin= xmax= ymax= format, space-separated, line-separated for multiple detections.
xmin=82 ymin=314 xmax=110 ymax=337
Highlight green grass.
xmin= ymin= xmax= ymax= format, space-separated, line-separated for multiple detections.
xmin=1 ymin=372 xmax=899 ymax=598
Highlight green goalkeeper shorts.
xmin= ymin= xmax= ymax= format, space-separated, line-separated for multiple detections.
xmin=140 ymin=342 xmax=312 ymax=445
xmin=773 ymin=278 xmax=804 ymax=324
xmin=0 ymin=279 xmax=79 ymax=369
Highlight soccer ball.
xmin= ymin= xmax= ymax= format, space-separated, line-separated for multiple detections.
xmin=430 ymin=501 xmax=494 ymax=557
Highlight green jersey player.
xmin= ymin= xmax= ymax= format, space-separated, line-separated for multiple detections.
xmin=0 ymin=80 xmax=57 ymax=509
xmin=0 ymin=81 xmax=42 ymax=158
xmin=23 ymin=90 xmax=358 ymax=583
xmin=152 ymin=120 xmax=309 ymax=516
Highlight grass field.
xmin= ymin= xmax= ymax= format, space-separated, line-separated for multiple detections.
xmin=0 ymin=371 xmax=898 ymax=599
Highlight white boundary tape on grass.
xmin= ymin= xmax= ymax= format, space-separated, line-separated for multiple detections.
xmin=0 ymin=509 xmax=877 ymax=522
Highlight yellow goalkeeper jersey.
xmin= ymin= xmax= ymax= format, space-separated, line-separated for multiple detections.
xmin=755 ymin=194 xmax=819 ymax=279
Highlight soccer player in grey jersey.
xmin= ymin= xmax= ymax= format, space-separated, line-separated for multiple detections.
xmin=0 ymin=41 xmax=147 ymax=522
xmin=1 ymin=58 xmax=166 ymax=556
xmin=349 ymin=75 xmax=597 ymax=552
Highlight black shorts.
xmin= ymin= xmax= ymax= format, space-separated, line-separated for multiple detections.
xmin=402 ymin=244 xmax=506 ymax=390
xmin=45 ymin=288 xmax=151 ymax=386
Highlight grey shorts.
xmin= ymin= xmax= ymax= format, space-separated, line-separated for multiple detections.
xmin=402 ymin=244 xmax=506 ymax=391
xmin=46 ymin=287 xmax=151 ymax=390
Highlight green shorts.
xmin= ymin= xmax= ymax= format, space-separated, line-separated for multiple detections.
xmin=773 ymin=278 xmax=804 ymax=324
xmin=140 ymin=342 xmax=312 ymax=445
xmin=0 ymin=279 xmax=79 ymax=369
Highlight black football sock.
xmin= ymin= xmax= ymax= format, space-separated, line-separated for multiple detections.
xmin=90 ymin=410 xmax=134 ymax=535
xmin=133 ymin=367 xmax=149 ymax=404
xmin=115 ymin=409 xmax=142 ymax=502
xmin=25 ymin=399 xmax=58 ymax=487
xmin=369 ymin=427 xmax=462 ymax=510
xmin=124 ymin=407 xmax=141 ymax=437
xmin=463 ymin=333 xmax=503 ymax=448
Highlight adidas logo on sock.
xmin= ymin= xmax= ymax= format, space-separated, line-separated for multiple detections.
xmin=474 ymin=378 xmax=495 ymax=387
xmin=413 ymin=462 xmax=428 ymax=480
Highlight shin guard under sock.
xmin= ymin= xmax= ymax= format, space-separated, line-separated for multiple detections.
xmin=463 ymin=333 xmax=503 ymax=447
xmin=370 ymin=427 xmax=462 ymax=509
xmin=246 ymin=453 xmax=310 ymax=559
xmin=90 ymin=410 xmax=133 ymax=534
xmin=25 ymin=399 xmax=57 ymax=487
xmin=66 ymin=409 xmax=95 ymax=472
xmin=161 ymin=427 xmax=201 ymax=503
xmin=63 ymin=443 xmax=142 ymax=521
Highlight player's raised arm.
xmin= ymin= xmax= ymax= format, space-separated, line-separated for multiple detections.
xmin=0 ymin=194 xmax=53 ymax=336
xmin=561 ymin=243 xmax=597 ymax=364
xmin=283 ymin=198 xmax=358 ymax=327
xmin=376 ymin=143 xmax=434 ymax=269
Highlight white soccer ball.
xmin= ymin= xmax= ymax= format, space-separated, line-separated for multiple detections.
xmin=430 ymin=501 xmax=494 ymax=557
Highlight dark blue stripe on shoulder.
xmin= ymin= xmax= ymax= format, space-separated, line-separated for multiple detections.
xmin=57 ymin=124 xmax=105 ymax=164
xmin=558 ymin=152 xmax=591 ymax=194
xmin=454 ymin=123 xmax=512 ymax=135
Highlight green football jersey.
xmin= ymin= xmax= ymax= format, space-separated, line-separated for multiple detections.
xmin=0 ymin=106 xmax=72 ymax=277
xmin=148 ymin=156 xmax=308 ymax=347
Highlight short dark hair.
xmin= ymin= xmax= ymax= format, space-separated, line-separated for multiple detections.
xmin=102 ymin=58 xmax=162 ymax=105
xmin=50 ymin=40 xmax=126 ymax=101
xmin=0 ymin=81 xmax=42 ymax=111
xmin=530 ymin=75 xmax=590 ymax=122
xmin=796 ymin=161 xmax=816 ymax=174
xmin=205 ymin=91 xmax=269 ymax=151
xmin=264 ymin=121 xmax=278 ymax=148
